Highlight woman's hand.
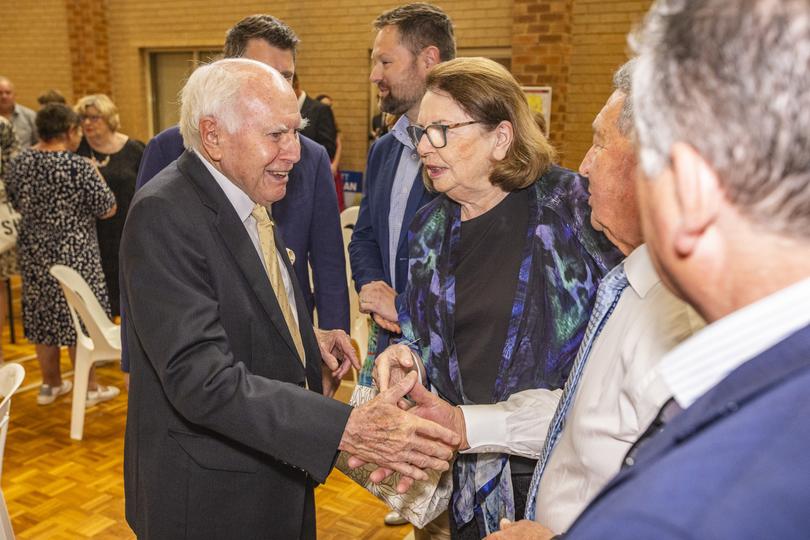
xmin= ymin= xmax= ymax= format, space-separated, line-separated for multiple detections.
xmin=373 ymin=343 xmax=420 ymax=392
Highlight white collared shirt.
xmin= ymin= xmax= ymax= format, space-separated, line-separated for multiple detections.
xmin=195 ymin=150 xmax=298 ymax=326
xmin=533 ymin=244 xmax=703 ymax=532
xmin=659 ymin=276 xmax=810 ymax=408
xmin=387 ymin=114 xmax=421 ymax=290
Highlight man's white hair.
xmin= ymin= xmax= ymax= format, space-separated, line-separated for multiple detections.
xmin=179 ymin=58 xmax=281 ymax=152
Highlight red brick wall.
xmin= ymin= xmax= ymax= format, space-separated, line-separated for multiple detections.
xmin=3 ymin=1 xmax=652 ymax=170
xmin=66 ymin=0 xmax=113 ymax=98
xmin=0 ymin=0 xmax=74 ymax=109
xmin=512 ymin=0 xmax=651 ymax=169
xmin=512 ymin=0 xmax=573 ymax=159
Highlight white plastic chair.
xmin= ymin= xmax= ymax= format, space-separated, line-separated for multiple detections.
xmin=339 ymin=206 xmax=371 ymax=378
xmin=49 ymin=265 xmax=121 ymax=441
xmin=0 ymin=363 xmax=25 ymax=540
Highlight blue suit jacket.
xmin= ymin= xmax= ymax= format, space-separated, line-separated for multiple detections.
xmin=566 ymin=323 xmax=810 ymax=539
xmin=348 ymin=132 xmax=434 ymax=350
xmin=135 ymin=126 xmax=349 ymax=333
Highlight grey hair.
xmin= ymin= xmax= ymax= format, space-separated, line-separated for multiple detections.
xmin=631 ymin=0 xmax=810 ymax=237
xmin=179 ymin=58 xmax=279 ymax=151
xmin=612 ymin=59 xmax=636 ymax=135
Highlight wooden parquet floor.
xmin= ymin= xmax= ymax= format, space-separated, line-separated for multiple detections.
xmin=0 ymin=277 xmax=413 ymax=539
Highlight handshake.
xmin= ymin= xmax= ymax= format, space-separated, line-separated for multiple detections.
xmin=337 ymin=344 xmax=467 ymax=493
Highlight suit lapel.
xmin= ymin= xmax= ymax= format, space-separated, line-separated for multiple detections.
xmin=575 ymin=324 xmax=810 ymax=525
xmin=377 ymin=140 xmax=403 ymax=279
xmin=177 ymin=151 xmax=302 ymax=363
xmin=396 ymin=165 xmax=427 ymax=256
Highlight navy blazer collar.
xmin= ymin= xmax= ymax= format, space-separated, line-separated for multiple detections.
xmin=574 ymin=323 xmax=810 ymax=527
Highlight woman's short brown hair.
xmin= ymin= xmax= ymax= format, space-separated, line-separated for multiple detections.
xmin=424 ymin=57 xmax=556 ymax=191
xmin=74 ymin=93 xmax=120 ymax=132
xmin=36 ymin=103 xmax=80 ymax=142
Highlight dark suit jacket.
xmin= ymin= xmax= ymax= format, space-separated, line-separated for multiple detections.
xmin=135 ymin=126 xmax=348 ymax=332
xmin=349 ymin=132 xmax=434 ymax=293
xmin=348 ymin=132 xmax=435 ymax=348
xmin=299 ymin=95 xmax=337 ymax=160
xmin=566 ymin=323 xmax=810 ymax=539
xmin=122 ymin=150 xmax=352 ymax=539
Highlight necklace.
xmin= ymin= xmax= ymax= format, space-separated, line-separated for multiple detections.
xmin=89 ymin=148 xmax=110 ymax=168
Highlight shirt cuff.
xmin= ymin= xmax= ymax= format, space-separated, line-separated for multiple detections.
xmin=459 ymin=404 xmax=512 ymax=455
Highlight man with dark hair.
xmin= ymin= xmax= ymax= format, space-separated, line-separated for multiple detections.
xmin=222 ymin=14 xmax=299 ymax=68
xmin=132 ymin=15 xmax=348 ymax=375
xmin=293 ymin=73 xmax=338 ymax=160
xmin=350 ymin=0 xmax=454 ymax=366
xmin=36 ymin=89 xmax=67 ymax=107
xmin=348 ymin=3 xmax=456 ymax=533
xmin=372 ymin=2 xmax=456 ymax=70
xmin=486 ymin=0 xmax=810 ymax=538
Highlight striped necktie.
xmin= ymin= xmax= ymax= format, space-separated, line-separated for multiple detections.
xmin=251 ymin=204 xmax=306 ymax=366
xmin=525 ymin=262 xmax=629 ymax=520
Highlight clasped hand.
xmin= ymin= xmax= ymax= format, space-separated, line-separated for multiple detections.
xmin=341 ymin=344 xmax=470 ymax=492
xmin=339 ymin=372 xmax=461 ymax=492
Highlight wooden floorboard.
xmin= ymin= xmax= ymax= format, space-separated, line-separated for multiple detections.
xmin=0 ymin=277 xmax=413 ymax=539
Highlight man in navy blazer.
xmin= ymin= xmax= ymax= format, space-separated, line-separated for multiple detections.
xmin=486 ymin=0 xmax=810 ymax=538
xmin=134 ymin=14 xmax=348 ymax=334
xmin=350 ymin=4 xmax=455 ymax=351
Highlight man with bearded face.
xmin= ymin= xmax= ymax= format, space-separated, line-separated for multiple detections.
xmin=347 ymin=3 xmax=457 ymax=534
xmin=349 ymin=1 xmax=455 ymax=369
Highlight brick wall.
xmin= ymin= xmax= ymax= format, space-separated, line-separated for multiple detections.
xmin=66 ymin=0 xmax=113 ymax=98
xmin=0 ymin=0 xmax=74 ymax=109
xmin=512 ymin=0 xmax=574 ymax=157
xmin=101 ymin=0 xmax=512 ymax=171
xmin=513 ymin=0 xmax=650 ymax=169
xmin=563 ymin=0 xmax=651 ymax=168
xmin=3 ymin=1 xmax=651 ymax=171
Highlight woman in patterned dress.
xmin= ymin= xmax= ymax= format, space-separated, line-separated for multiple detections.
xmin=0 ymin=117 xmax=20 ymax=363
xmin=369 ymin=58 xmax=622 ymax=539
xmin=5 ymin=103 xmax=120 ymax=406
xmin=74 ymin=94 xmax=144 ymax=318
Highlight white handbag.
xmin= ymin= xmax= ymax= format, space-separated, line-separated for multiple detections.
xmin=334 ymin=383 xmax=454 ymax=529
xmin=0 ymin=201 xmax=19 ymax=255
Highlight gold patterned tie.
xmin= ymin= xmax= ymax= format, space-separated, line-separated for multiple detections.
xmin=251 ymin=204 xmax=306 ymax=366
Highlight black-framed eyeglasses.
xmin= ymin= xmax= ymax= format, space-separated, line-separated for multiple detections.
xmin=406 ymin=121 xmax=480 ymax=149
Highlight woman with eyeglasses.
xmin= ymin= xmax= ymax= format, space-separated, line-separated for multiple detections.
xmin=370 ymin=57 xmax=621 ymax=539
xmin=74 ymin=94 xmax=144 ymax=318
xmin=5 ymin=103 xmax=120 ymax=406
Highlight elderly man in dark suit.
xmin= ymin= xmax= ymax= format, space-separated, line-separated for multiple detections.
xmin=121 ymin=58 xmax=459 ymax=539
xmin=487 ymin=0 xmax=810 ymax=538
xmin=134 ymin=15 xmax=348 ymax=336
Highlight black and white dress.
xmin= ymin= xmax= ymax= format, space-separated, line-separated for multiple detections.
xmin=0 ymin=119 xmax=20 ymax=280
xmin=5 ymin=149 xmax=115 ymax=346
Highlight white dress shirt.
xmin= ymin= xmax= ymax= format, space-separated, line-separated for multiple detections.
xmin=660 ymin=276 xmax=810 ymax=408
xmin=387 ymin=114 xmax=420 ymax=290
xmin=532 ymin=245 xmax=703 ymax=532
xmin=196 ymin=150 xmax=298 ymax=325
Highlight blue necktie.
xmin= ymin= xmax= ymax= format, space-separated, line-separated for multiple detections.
xmin=525 ymin=262 xmax=629 ymax=520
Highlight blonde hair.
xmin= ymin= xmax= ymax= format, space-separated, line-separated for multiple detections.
xmin=425 ymin=57 xmax=556 ymax=191
xmin=74 ymin=94 xmax=120 ymax=131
